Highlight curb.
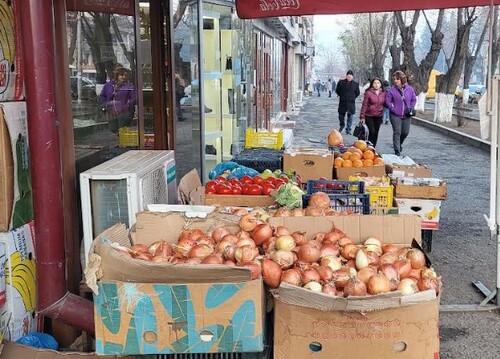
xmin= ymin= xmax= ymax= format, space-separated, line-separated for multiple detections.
xmin=412 ymin=116 xmax=491 ymax=153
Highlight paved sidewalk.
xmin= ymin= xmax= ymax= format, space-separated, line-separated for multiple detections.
xmin=288 ymin=93 xmax=500 ymax=359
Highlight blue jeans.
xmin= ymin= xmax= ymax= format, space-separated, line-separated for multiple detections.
xmin=339 ymin=112 xmax=353 ymax=132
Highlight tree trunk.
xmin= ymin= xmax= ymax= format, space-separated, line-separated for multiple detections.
xmin=435 ymin=8 xmax=476 ymax=122
xmin=491 ymin=7 xmax=499 ymax=79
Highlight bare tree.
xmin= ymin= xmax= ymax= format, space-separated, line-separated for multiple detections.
xmin=393 ymin=10 xmax=445 ymax=111
xmin=369 ymin=13 xmax=392 ymax=78
xmin=435 ymin=7 xmax=477 ymax=122
xmin=490 ymin=6 xmax=499 ymax=77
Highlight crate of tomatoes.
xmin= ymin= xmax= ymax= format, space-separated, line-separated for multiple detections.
xmin=204 ymin=174 xmax=290 ymax=207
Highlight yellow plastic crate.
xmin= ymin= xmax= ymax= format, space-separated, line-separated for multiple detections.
xmin=245 ymin=128 xmax=284 ymax=150
xmin=118 ymin=127 xmax=155 ymax=148
xmin=349 ymin=176 xmax=394 ymax=208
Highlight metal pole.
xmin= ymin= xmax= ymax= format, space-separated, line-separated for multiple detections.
xmin=77 ymin=11 xmax=82 ymax=103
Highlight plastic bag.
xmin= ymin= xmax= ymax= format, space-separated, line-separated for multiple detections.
xmin=208 ymin=161 xmax=240 ymax=179
xmin=16 ymin=332 xmax=58 ymax=350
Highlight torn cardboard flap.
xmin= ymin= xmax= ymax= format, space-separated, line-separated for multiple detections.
xmin=0 ymin=341 xmax=133 ymax=358
xmin=268 ymin=215 xmax=422 ymax=245
xmin=177 ymin=168 xmax=202 ymax=204
xmin=274 ymin=282 xmax=437 ymax=312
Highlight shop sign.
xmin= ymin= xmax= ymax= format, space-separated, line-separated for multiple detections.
xmin=66 ymin=0 xmax=134 ymax=16
xmin=236 ymin=0 xmax=500 ymax=19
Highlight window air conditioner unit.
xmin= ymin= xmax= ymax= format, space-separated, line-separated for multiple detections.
xmin=80 ymin=150 xmax=176 ymax=266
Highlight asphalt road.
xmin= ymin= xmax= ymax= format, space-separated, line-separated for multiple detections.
xmin=289 ymin=92 xmax=500 ymax=359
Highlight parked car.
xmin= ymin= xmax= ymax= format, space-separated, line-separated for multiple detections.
xmin=455 ymin=83 xmax=486 ymax=103
xmin=70 ymin=76 xmax=97 ymax=101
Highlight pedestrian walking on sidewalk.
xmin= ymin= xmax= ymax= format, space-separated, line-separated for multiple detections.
xmin=336 ymin=70 xmax=360 ymax=134
xmin=385 ymin=70 xmax=417 ymax=156
xmin=359 ymin=77 xmax=385 ymax=147
xmin=382 ymin=79 xmax=390 ymax=124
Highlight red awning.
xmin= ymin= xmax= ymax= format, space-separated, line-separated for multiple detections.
xmin=236 ymin=0 xmax=500 ymax=19
xmin=66 ymin=0 xmax=134 ymax=16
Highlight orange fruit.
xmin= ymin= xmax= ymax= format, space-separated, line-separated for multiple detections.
xmin=374 ymin=158 xmax=384 ymax=166
xmin=334 ymin=157 xmax=344 ymax=168
xmin=366 ymin=145 xmax=376 ymax=153
xmin=363 ymin=150 xmax=375 ymax=160
xmin=354 ymin=140 xmax=367 ymax=151
xmin=341 ymin=152 xmax=351 ymax=160
xmin=352 ymin=159 xmax=364 ymax=168
xmin=363 ymin=159 xmax=373 ymax=167
xmin=346 ymin=146 xmax=358 ymax=153
xmin=349 ymin=152 xmax=361 ymax=162
xmin=342 ymin=159 xmax=353 ymax=167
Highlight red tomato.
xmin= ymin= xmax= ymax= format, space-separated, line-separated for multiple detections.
xmin=262 ymin=185 xmax=274 ymax=195
xmin=216 ymin=176 xmax=227 ymax=183
xmin=228 ymin=178 xmax=242 ymax=187
xmin=265 ymin=177 xmax=276 ymax=185
xmin=216 ymin=183 xmax=232 ymax=195
xmin=279 ymin=175 xmax=289 ymax=183
xmin=231 ymin=187 xmax=242 ymax=195
xmin=274 ymin=179 xmax=286 ymax=188
xmin=206 ymin=180 xmax=218 ymax=190
xmin=242 ymin=183 xmax=252 ymax=195
xmin=319 ymin=176 xmax=328 ymax=181
xmin=253 ymin=176 xmax=265 ymax=185
xmin=205 ymin=187 xmax=217 ymax=195
xmin=326 ymin=183 xmax=343 ymax=189
xmin=263 ymin=180 xmax=275 ymax=189
xmin=247 ymin=184 xmax=263 ymax=195
xmin=240 ymin=175 xmax=254 ymax=185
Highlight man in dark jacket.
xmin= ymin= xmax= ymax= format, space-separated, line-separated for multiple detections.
xmin=335 ymin=70 xmax=360 ymax=134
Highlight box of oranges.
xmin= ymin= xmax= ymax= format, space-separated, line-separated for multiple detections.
xmin=334 ymin=140 xmax=386 ymax=180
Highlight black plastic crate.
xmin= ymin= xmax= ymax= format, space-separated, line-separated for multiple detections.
xmin=306 ymin=180 xmax=365 ymax=195
xmin=302 ymin=193 xmax=370 ymax=214
xmin=328 ymin=145 xmax=348 ymax=153
xmin=231 ymin=148 xmax=283 ymax=173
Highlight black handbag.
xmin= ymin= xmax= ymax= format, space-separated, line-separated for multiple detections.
xmin=406 ymin=108 xmax=416 ymax=117
xmin=353 ymin=122 xmax=369 ymax=140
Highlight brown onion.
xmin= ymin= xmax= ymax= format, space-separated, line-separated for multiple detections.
xmin=331 ymin=268 xmax=352 ymax=291
xmin=291 ymin=231 xmax=308 ymax=246
xmin=421 ymin=267 xmax=438 ymax=279
xmin=232 ymin=208 xmax=248 ymax=216
xmin=148 ymin=241 xmax=174 ymax=257
xmin=223 ymin=245 xmax=237 ymax=262
xmin=196 ymin=235 xmax=215 ymax=246
xmin=343 ymin=277 xmax=367 ymax=297
xmin=323 ymin=228 xmax=345 ymax=245
xmin=272 ymin=250 xmax=295 ymax=269
xmin=313 ymin=232 xmax=326 ymax=243
xmin=417 ymin=277 xmax=440 ymax=294
xmin=239 ymin=214 xmax=258 ymax=232
xmin=305 ymin=206 xmax=323 ymax=216
xmin=316 ymin=266 xmax=333 ymax=283
xmin=240 ymin=262 xmax=262 ymax=280
xmin=281 ymin=268 xmax=302 ymax=286
xmin=178 ymin=228 xmax=205 ymax=242
xmin=341 ymin=243 xmax=359 ymax=259
xmin=222 ymin=233 xmax=239 ymax=244
xmin=236 ymin=237 xmax=257 ymax=248
xmin=367 ymin=273 xmax=391 ymax=295
xmin=357 ymin=266 xmax=376 ymax=285
xmin=171 ymin=257 xmax=187 ymax=264
xmin=397 ymin=278 xmax=419 ymax=295
xmin=291 ymin=208 xmax=304 ymax=216
xmin=275 ymin=235 xmax=296 ymax=251
xmin=224 ymin=260 xmax=236 ymax=266
xmin=274 ymin=226 xmax=291 ymax=237
xmin=211 ymin=227 xmax=230 ymax=243
xmin=297 ymin=242 xmax=321 ymax=263
xmin=378 ymin=264 xmax=400 ymax=291
xmin=382 ymin=243 xmax=399 ymax=254
xmin=294 ymin=260 xmax=311 ymax=271
xmin=262 ymin=237 xmax=276 ymax=253
xmin=397 ymin=246 xmax=412 ymax=257
xmin=175 ymin=238 xmax=196 ymax=256
xmin=366 ymin=251 xmax=380 ymax=267
xmin=380 ymin=252 xmax=399 ymax=265
xmin=274 ymin=207 xmax=291 ymax=217
xmin=308 ymin=192 xmax=331 ymax=209
xmin=235 ymin=230 xmax=251 ymax=240
xmin=188 ymin=244 xmax=214 ymax=259
xmin=301 ymin=269 xmax=321 ymax=284
xmin=303 ymin=281 xmax=323 ymax=292
xmin=409 ymin=268 xmax=422 ymax=280
xmin=322 ymin=283 xmax=337 ymax=296
xmin=406 ymin=249 xmax=426 ymax=269
xmin=235 ymin=245 xmax=259 ymax=264
xmin=320 ymin=244 xmax=340 ymax=258
xmin=320 ymin=255 xmax=342 ymax=271
xmin=251 ymin=223 xmax=273 ymax=245
xmin=262 ymin=259 xmax=282 ymax=288
xmin=130 ymin=243 xmax=150 ymax=254
xmin=215 ymin=239 xmax=234 ymax=254
xmin=201 ymin=254 xmax=223 ymax=264
xmin=337 ymin=236 xmax=353 ymax=247
xmin=394 ymin=258 xmax=412 ymax=279
xmin=133 ymin=252 xmax=153 ymax=261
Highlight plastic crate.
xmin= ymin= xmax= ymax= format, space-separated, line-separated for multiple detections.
xmin=231 ymin=148 xmax=283 ymax=172
xmin=306 ymin=180 xmax=364 ymax=195
xmin=302 ymin=193 xmax=370 ymax=214
xmin=328 ymin=145 xmax=348 ymax=153
xmin=118 ymin=127 xmax=155 ymax=148
xmin=245 ymin=128 xmax=284 ymax=150
xmin=348 ymin=176 xmax=393 ymax=208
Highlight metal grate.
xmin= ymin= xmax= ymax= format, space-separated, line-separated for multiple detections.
xmin=141 ymin=166 xmax=168 ymax=206
xmin=90 ymin=178 xmax=129 ymax=236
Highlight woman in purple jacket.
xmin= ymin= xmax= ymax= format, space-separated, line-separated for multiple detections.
xmin=385 ymin=71 xmax=417 ymax=156
xmin=99 ymin=67 xmax=137 ymax=133
xmin=359 ymin=77 xmax=385 ymax=147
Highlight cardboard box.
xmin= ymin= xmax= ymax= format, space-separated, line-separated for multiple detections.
xmin=0 ymin=341 xmax=133 ymax=358
xmin=274 ymin=295 xmax=439 ymax=359
xmin=395 ymin=198 xmax=442 ymax=230
xmin=86 ymin=212 xmax=264 ymax=355
xmin=268 ymin=215 xmax=439 ymax=359
xmin=0 ymin=103 xmax=32 ymax=232
xmin=0 ymin=221 xmax=37 ymax=341
xmin=0 ymin=0 xmax=24 ymax=101
xmin=334 ymin=165 xmax=386 ymax=180
xmin=393 ymin=179 xmax=447 ymax=200
xmin=386 ymin=164 xmax=432 ymax=178
xmin=283 ymin=149 xmax=333 ymax=182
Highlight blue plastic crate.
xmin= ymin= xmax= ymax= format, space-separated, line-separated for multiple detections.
xmin=306 ymin=180 xmax=365 ymax=195
xmin=302 ymin=193 xmax=370 ymax=214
